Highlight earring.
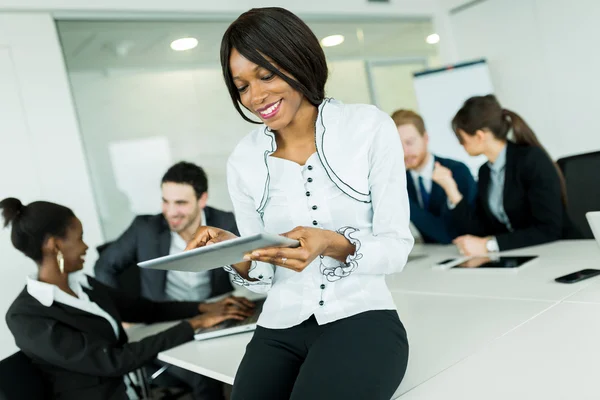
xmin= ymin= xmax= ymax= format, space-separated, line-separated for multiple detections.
xmin=57 ymin=251 xmax=65 ymax=274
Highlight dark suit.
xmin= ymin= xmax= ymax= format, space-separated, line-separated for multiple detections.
xmin=407 ymin=155 xmax=477 ymax=244
xmin=451 ymin=141 xmax=581 ymax=250
xmin=5 ymin=277 xmax=199 ymax=400
xmin=94 ymin=206 xmax=237 ymax=301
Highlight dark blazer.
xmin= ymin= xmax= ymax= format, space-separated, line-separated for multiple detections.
xmin=5 ymin=276 xmax=199 ymax=400
xmin=94 ymin=206 xmax=237 ymax=301
xmin=451 ymin=141 xmax=580 ymax=250
xmin=407 ymin=155 xmax=477 ymax=244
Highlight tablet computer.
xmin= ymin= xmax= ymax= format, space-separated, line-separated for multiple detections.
xmin=451 ymin=255 xmax=537 ymax=269
xmin=138 ymin=233 xmax=299 ymax=272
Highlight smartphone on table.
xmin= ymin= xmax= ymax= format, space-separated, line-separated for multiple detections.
xmin=555 ymin=269 xmax=600 ymax=284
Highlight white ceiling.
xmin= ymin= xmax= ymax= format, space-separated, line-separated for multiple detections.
xmin=57 ymin=18 xmax=437 ymax=71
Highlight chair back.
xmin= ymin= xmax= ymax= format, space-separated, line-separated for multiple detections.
xmin=0 ymin=351 xmax=48 ymax=400
xmin=557 ymin=151 xmax=600 ymax=239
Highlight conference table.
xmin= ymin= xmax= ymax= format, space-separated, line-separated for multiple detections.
xmin=130 ymin=240 xmax=600 ymax=399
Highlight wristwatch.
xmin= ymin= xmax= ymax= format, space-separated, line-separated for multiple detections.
xmin=486 ymin=237 xmax=499 ymax=253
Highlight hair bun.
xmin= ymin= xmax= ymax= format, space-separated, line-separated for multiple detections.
xmin=0 ymin=197 xmax=25 ymax=228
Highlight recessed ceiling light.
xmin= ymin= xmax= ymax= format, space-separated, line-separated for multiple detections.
xmin=321 ymin=34 xmax=345 ymax=47
xmin=170 ymin=37 xmax=198 ymax=51
xmin=426 ymin=33 xmax=440 ymax=45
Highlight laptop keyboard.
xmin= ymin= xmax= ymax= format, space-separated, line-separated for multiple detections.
xmin=195 ymin=299 xmax=264 ymax=334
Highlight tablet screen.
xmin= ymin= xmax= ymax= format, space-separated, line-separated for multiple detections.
xmin=452 ymin=256 xmax=537 ymax=269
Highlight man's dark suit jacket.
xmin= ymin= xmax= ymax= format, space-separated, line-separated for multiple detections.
xmin=94 ymin=206 xmax=237 ymax=301
xmin=5 ymin=277 xmax=199 ymax=400
xmin=451 ymin=141 xmax=581 ymax=250
xmin=407 ymin=155 xmax=477 ymax=244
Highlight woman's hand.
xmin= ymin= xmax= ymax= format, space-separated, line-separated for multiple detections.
xmin=244 ymin=227 xmax=354 ymax=272
xmin=199 ymin=296 xmax=255 ymax=314
xmin=432 ymin=162 xmax=463 ymax=205
xmin=453 ymin=235 xmax=488 ymax=256
xmin=187 ymin=306 xmax=254 ymax=330
xmin=184 ymin=226 xmax=238 ymax=250
xmin=184 ymin=226 xmax=255 ymax=279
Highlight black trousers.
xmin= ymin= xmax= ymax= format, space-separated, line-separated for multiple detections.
xmin=231 ymin=310 xmax=409 ymax=400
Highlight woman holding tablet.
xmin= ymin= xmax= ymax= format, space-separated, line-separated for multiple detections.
xmin=185 ymin=7 xmax=413 ymax=400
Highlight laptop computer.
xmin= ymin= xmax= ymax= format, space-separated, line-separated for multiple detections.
xmin=194 ymin=298 xmax=266 ymax=341
xmin=586 ymin=211 xmax=600 ymax=248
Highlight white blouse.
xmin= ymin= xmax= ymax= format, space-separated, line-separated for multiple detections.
xmin=224 ymin=98 xmax=414 ymax=329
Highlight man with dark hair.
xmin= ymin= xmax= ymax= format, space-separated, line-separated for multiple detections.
xmin=391 ymin=109 xmax=477 ymax=244
xmin=95 ymin=161 xmax=239 ymax=399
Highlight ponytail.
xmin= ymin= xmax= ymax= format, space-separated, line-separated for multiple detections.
xmin=502 ymin=109 xmax=542 ymax=147
xmin=502 ymin=109 xmax=568 ymax=205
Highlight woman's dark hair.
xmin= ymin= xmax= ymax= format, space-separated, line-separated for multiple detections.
xmin=452 ymin=94 xmax=567 ymax=203
xmin=0 ymin=198 xmax=75 ymax=263
xmin=220 ymin=7 xmax=328 ymax=123
xmin=451 ymin=94 xmax=543 ymax=147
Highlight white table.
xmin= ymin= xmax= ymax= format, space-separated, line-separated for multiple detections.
xmin=387 ymin=240 xmax=600 ymax=301
xmin=158 ymin=292 xmax=555 ymax=396
xmin=562 ymin=264 xmax=600 ymax=304
xmin=398 ymin=301 xmax=600 ymax=400
xmin=152 ymin=240 xmax=600 ymax=399
xmin=126 ymin=321 xmax=180 ymax=342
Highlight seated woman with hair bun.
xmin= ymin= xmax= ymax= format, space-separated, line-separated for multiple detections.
xmin=1 ymin=197 xmax=252 ymax=400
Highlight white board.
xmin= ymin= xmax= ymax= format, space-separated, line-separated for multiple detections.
xmin=413 ymin=59 xmax=494 ymax=176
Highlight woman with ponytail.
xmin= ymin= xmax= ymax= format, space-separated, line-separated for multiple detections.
xmin=1 ymin=198 xmax=252 ymax=400
xmin=431 ymin=95 xmax=580 ymax=255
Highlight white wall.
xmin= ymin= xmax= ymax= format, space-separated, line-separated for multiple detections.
xmin=69 ymin=68 xmax=253 ymax=240
xmin=68 ymin=59 xmax=393 ymax=241
xmin=370 ymin=62 xmax=428 ymax=114
xmin=0 ymin=0 xmax=442 ymax=361
xmin=436 ymin=0 xmax=471 ymax=10
xmin=448 ymin=0 xmax=600 ymax=159
xmin=0 ymin=13 xmax=103 ymax=359
xmin=0 ymin=0 xmax=436 ymax=15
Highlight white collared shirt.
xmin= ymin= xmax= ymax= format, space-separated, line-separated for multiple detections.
xmin=225 ymin=99 xmax=414 ymax=329
xmin=487 ymin=145 xmax=513 ymax=231
xmin=409 ymin=152 xmax=435 ymax=208
xmin=165 ymin=210 xmax=212 ymax=301
xmin=26 ymin=272 xmax=120 ymax=338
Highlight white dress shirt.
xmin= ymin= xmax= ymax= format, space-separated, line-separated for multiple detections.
xmin=409 ymin=152 xmax=435 ymax=209
xmin=165 ymin=210 xmax=212 ymax=302
xmin=487 ymin=145 xmax=513 ymax=231
xmin=27 ymin=272 xmax=120 ymax=338
xmin=224 ymin=98 xmax=414 ymax=329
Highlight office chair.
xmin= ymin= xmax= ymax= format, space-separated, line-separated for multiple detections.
xmin=96 ymin=241 xmax=141 ymax=297
xmin=557 ymin=151 xmax=600 ymax=239
xmin=0 ymin=351 xmax=48 ymax=400
xmin=96 ymin=243 xmax=190 ymax=399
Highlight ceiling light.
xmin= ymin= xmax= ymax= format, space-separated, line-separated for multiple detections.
xmin=321 ymin=34 xmax=345 ymax=47
xmin=426 ymin=33 xmax=440 ymax=45
xmin=170 ymin=37 xmax=198 ymax=51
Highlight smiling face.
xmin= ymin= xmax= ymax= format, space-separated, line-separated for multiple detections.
xmin=229 ymin=48 xmax=309 ymax=132
xmin=161 ymin=182 xmax=204 ymax=234
xmin=56 ymin=217 xmax=89 ymax=273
